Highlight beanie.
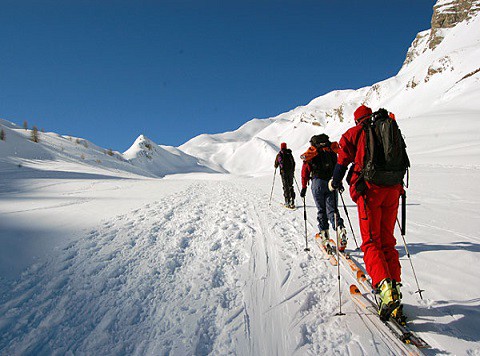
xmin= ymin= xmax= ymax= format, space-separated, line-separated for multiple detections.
xmin=354 ymin=105 xmax=372 ymax=123
xmin=280 ymin=142 xmax=287 ymax=150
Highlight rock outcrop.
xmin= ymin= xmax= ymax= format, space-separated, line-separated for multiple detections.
xmin=428 ymin=0 xmax=480 ymax=49
xmin=403 ymin=0 xmax=480 ymax=68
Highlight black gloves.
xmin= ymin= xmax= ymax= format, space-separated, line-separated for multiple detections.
xmin=300 ymin=187 xmax=307 ymax=198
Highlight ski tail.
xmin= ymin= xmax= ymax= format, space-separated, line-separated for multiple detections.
xmin=349 ymin=284 xmax=430 ymax=350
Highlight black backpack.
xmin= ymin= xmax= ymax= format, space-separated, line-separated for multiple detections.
xmin=279 ymin=149 xmax=295 ymax=172
xmin=310 ymin=149 xmax=336 ymax=180
xmin=309 ymin=134 xmax=337 ymax=180
xmin=362 ymin=108 xmax=410 ymax=186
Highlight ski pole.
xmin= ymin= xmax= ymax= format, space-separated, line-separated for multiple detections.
xmin=339 ymin=190 xmax=360 ymax=250
xmin=333 ymin=190 xmax=345 ymax=316
xmin=269 ymin=167 xmax=277 ymax=206
xmin=295 ymin=175 xmax=310 ymax=252
xmin=303 ymin=196 xmax=310 ymax=252
xmin=396 ymin=192 xmax=425 ymax=300
xmin=294 ymin=175 xmax=302 ymax=195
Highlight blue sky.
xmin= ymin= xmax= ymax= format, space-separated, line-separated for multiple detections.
xmin=0 ymin=0 xmax=435 ymax=151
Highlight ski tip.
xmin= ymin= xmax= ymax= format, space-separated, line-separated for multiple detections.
xmin=349 ymin=284 xmax=360 ymax=294
xmin=356 ymin=270 xmax=366 ymax=282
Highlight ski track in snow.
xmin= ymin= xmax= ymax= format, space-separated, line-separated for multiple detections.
xmin=0 ymin=180 xmax=368 ymax=355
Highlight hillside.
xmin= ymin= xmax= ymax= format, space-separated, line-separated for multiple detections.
xmin=180 ymin=0 xmax=480 ymax=174
xmin=0 ymin=120 xmax=217 ymax=179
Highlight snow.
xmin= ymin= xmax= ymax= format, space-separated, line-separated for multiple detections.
xmin=123 ymin=134 xmax=218 ymax=177
xmin=1 ymin=0 xmax=480 ymax=354
xmin=1 ymin=166 xmax=479 ymax=354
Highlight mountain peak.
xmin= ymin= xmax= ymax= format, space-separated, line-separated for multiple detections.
xmin=123 ymin=134 xmax=158 ymax=161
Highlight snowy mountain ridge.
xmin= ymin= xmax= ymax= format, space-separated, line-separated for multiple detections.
xmin=1 ymin=0 xmax=479 ymax=177
xmin=0 ymin=121 xmax=217 ymax=178
xmin=181 ymin=0 xmax=480 ymax=174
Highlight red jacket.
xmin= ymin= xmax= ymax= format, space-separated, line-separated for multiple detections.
xmin=337 ymin=123 xmax=403 ymax=202
xmin=301 ymin=162 xmax=311 ymax=188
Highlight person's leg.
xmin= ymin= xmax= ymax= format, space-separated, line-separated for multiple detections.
xmin=281 ymin=173 xmax=289 ymax=204
xmin=311 ymin=179 xmax=328 ymax=232
xmin=358 ymin=188 xmax=391 ymax=288
xmin=325 ymin=188 xmax=344 ymax=229
xmin=286 ymin=172 xmax=295 ymax=204
xmin=380 ymin=186 xmax=402 ymax=283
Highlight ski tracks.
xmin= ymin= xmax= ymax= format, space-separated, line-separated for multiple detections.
xmin=237 ymin=183 xmax=359 ymax=356
xmin=1 ymin=179 xmax=359 ymax=355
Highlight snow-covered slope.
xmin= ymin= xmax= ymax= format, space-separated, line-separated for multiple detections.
xmin=123 ymin=135 xmax=219 ymax=176
xmin=0 ymin=120 xmax=218 ymax=178
xmin=181 ymin=2 xmax=480 ymax=173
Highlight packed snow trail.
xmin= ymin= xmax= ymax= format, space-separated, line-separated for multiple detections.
xmin=0 ymin=178 xmax=374 ymax=355
xmin=2 ymin=173 xmax=478 ymax=354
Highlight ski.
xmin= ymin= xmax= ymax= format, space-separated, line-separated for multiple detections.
xmin=329 ymin=238 xmax=373 ymax=292
xmin=350 ymin=284 xmax=430 ymax=350
xmin=354 ymin=270 xmax=374 ymax=294
xmin=315 ymin=233 xmax=337 ymax=266
xmin=327 ymin=238 xmax=430 ymax=350
xmin=329 ymin=239 xmax=362 ymax=273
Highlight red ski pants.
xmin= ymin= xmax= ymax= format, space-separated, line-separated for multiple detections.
xmin=357 ymin=185 xmax=402 ymax=287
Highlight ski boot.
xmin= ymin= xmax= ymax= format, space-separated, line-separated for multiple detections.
xmin=337 ymin=226 xmax=347 ymax=252
xmin=289 ymin=198 xmax=295 ymax=209
xmin=394 ymin=280 xmax=402 ymax=300
xmin=320 ymin=230 xmax=333 ymax=255
xmin=391 ymin=304 xmax=407 ymax=325
xmin=391 ymin=282 xmax=406 ymax=325
xmin=377 ymin=278 xmax=401 ymax=321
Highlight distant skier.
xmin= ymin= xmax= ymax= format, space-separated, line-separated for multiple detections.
xmin=329 ymin=105 xmax=410 ymax=322
xmin=274 ymin=142 xmax=296 ymax=209
xmin=300 ymin=134 xmax=347 ymax=252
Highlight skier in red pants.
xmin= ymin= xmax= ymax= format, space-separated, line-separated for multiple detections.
xmin=329 ymin=104 xmax=407 ymax=322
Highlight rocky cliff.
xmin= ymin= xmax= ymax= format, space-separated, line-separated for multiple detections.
xmin=403 ymin=0 xmax=480 ymax=67
xmin=429 ymin=0 xmax=480 ymax=49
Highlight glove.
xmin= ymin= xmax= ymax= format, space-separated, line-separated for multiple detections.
xmin=328 ymin=178 xmax=343 ymax=192
xmin=300 ymin=187 xmax=307 ymax=198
